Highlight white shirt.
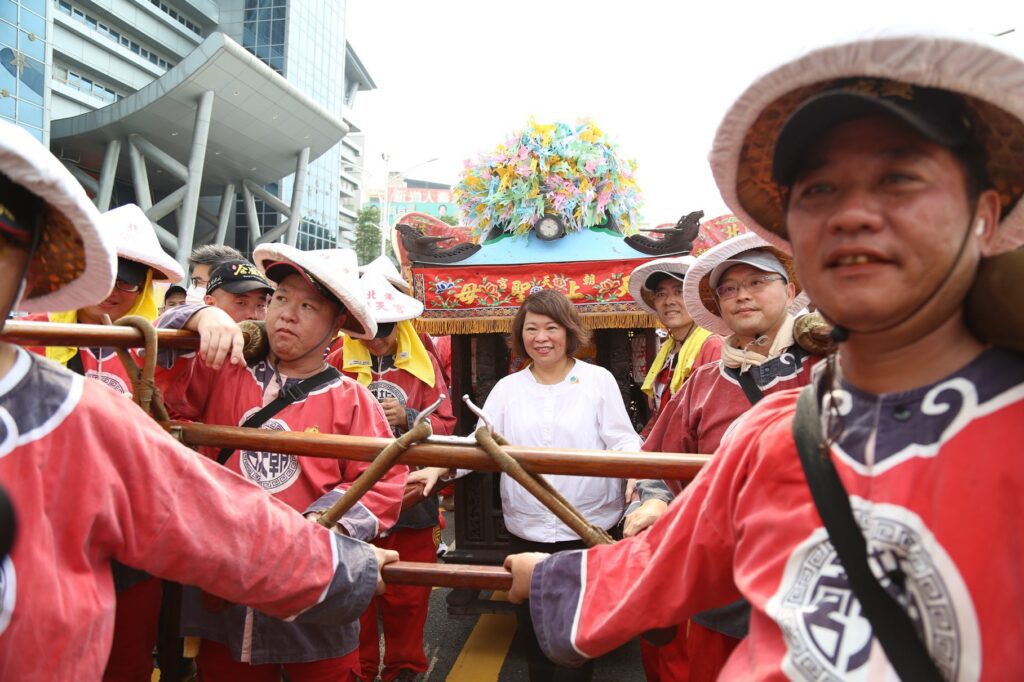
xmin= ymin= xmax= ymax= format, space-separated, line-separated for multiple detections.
xmin=481 ymin=359 xmax=642 ymax=542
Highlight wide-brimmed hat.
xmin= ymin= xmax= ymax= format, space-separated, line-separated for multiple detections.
xmin=359 ymin=255 xmax=411 ymax=294
xmin=101 ymin=204 xmax=184 ymax=282
xmin=684 ymin=232 xmax=808 ymax=336
xmin=360 ymin=271 xmax=423 ymax=323
xmin=628 ymin=256 xmax=696 ymax=316
xmin=252 ymin=244 xmax=376 ymax=339
xmin=709 ymin=29 xmax=1024 ymax=256
xmin=0 ymin=121 xmax=115 ymax=313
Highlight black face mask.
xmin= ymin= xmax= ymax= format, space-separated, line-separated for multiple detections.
xmin=373 ymin=321 xmax=396 ymax=339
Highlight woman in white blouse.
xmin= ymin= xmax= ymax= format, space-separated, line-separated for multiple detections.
xmin=415 ymin=290 xmax=640 ymax=681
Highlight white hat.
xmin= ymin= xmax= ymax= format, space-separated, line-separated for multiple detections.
xmin=252 ymin=244 xmax=377 ymax=339
xmin=710 ymin=29 xmax=1024 ymax=256
xmin=360 ymin=272 xmax=423 ymax=323
xmin=359 ymin=255 xmax=411 ymax=294
xmin=627 ymin=256 xmax=696 ymax=316
xmin=0 ymin=121 xmax=115 ymax=313
xmin=101 ymin=204 xmax=184 ymax=282
xmin=684 ymin=232 xmax=808 ymax=337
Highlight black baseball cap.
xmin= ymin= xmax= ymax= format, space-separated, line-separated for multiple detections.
xmin=206 ymin=260 xmax=274 ymax=296
xmin=772 ymin=79 xmax=977 ymax=186
xmin=117 ymin=257 xmax=150 ymax=286
xmin=165 ymin=284 xmax=187 ymax=298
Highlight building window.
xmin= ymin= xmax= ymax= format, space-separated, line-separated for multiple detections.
xmin=54 ymin=61 xmax=127 ymax=104
xmin=242 ymin=0 xmax=287 ymax=75
xmin=54 ymin=0 xmax=176 ymax=71
xmin=148 ymin=0 xmax=202 ymax=36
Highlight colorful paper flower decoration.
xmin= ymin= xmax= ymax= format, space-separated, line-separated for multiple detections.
xmin=453 ymin=119 xmax=643 ymax=239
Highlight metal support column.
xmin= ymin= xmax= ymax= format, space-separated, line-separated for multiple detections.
xmin=242 ymin=183 xmax=261 ymax=249
xmin=284 ymin=146 xmax=310 ymax=246
xmin=214 ymin=183 xmax=235 ymax=246
xmin=174 ymin=90 xmax=215 ymax=270
xmin=96 ymin=139 xmax=121 ymax=211
xmin=127 ymin=138 xmax=152 ymax=211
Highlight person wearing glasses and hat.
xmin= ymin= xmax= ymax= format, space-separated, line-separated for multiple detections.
xmin=155 ymin=245 xmax=405 ymax=681
xmin=0 ymin=123 xmax=398 ymax=681
xmin=327 ymin=271 xmax=455 ymax=682
xmin=623 ymin=232 xmax=820 ymax=682
xmin=628 ymin=256 xmax=722 ymax=439
xmin=24 ymin=203 xmax=184 ymax=395
xmin=505 ymin=30 xmax=1024 ymax=679
xmin=203 ymin=259 xmax=275 ymax=323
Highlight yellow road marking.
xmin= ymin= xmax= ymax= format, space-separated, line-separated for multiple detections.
xmin=446 ymin=592 xmax=517 ymax=682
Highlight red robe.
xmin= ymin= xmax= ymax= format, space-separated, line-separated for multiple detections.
xmin=0 ymin=350 xmax=380 ymax=681
xmin=22 ymin=312 xmax=138 ymax=397
xmin=155 ymin=305 xmax=405 ymax=664
xmin=530 ymin=348 xmax=1024 ymax=679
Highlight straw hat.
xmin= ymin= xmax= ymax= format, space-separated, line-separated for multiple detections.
xmin=359 ymin=255 xmax=411 ymax=294
xmin=627 ymin=256 xmax=696 ymax=316
xmin=0 ymin=121 xmax=114 ymax=313
xmin=252 ymin=244 xmax=376 ymax=339
xmin=360 ymin=272 xmax=423 ymax=323
xmin=683 ymin=232 xmax=808 ymax=337
xmin=101 ymin=204 xmax=184 ymax=282
xmin=709 ymin=29 xmax=1024 ymax=256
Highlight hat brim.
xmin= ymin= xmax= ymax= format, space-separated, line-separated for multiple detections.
xmin=214 ymin=280 xmax=275 ymax=295
xmin=684 ymin=233 xmax=808 ymax=337
xmin=772 ymin=90 xmax=970 ymax=186
xmin=627 ymin=256 xmax=696 ymax=316
xmin=710 ymin=30 xmax=1024 ymax=257
xmin=253 ymin=244 xmax=376 ymax=339
xmin=0 ymin=123 xmax=115 ymax=313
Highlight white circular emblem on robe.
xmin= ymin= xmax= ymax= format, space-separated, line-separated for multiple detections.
xmin=238 ymin=415 xmax=300 ymax=493
xmin=767 ymin=500 xmax=980 ymax=681
xmin=0 ymin=557 xmax=16 ymax=635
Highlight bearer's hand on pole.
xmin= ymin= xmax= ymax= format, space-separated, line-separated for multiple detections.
xmin=407 ymin=467 xmax=448 ymax=497
xmin=503 ymin=552 xmax=549 ymax=604
xmin=623 ymin=498 xmax=668 ymax=538
xmin=380 ymin=398 xmax=406 ymax=428
xmin=373 ymin=547 xmax=399 ymax=595
xmin=192 ymin=307 xmax=245 ymax=369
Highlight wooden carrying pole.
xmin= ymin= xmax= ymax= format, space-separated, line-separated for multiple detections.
xmin=166 ymin=421 xmax=708 ymax=481
xmin=2 ymin=320 xmax=201 ymax=350
xmin=383 ymin=561 xmax=512 ymax=591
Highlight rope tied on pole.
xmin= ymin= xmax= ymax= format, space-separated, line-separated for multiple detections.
xmin=108 ymin=315 xmax=169 ymax=421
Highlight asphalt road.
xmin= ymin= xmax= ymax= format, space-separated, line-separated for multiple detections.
xmin=363 ymin=514 xmax=647 ymax=682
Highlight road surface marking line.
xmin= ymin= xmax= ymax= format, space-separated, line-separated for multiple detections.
xmin=446 ymin=592 xmax=516 ymax=682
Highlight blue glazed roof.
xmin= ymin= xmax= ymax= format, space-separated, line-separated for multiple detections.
xmin=456 ymin=227 xmax=650 ymax=265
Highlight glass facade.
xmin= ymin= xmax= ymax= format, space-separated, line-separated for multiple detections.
xmin=241 ymin=0 xmax=285 ymax=75
xmin=0 ymin=0 xmax=47 ymax=140
xmin=236 ymin=0 xmax=346 ymax=252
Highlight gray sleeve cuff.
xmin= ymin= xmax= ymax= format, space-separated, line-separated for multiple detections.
xmin=637 ymin=478 xmax=675 ymax=504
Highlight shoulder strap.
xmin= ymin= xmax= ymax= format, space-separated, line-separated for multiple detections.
xmin=735 ymin=370 xmax=763 ymax=405
xmin=216 ymin=365 xmax=341 ymax=465
xmin=792 ymin=385 xmax=943 ymax=680
xmin=66 ymin=350 xmax=85 ymax=377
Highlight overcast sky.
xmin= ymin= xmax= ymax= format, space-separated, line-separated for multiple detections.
xmin=346 ymin=1 xmax=1020 ymax=227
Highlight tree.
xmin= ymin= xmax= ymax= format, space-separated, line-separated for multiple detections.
xmin=354 ymin=205 xmax=382 ymax=265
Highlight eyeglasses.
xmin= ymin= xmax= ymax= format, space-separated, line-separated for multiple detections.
xmin=113 ymin=279 xmax=142 ymax=294
xmin=190 ymin=277 xmax=208 ymax=288
xmin=714 ymin=274 xmax=784 ymax=300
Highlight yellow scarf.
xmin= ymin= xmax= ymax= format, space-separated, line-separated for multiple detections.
xmin=641 ymin=325 xmax=713 ymax=398
xmin=46 ymin=270 xmax=158 ymax=365
xmin=342 ymin=319 xmax=435 ymax=388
